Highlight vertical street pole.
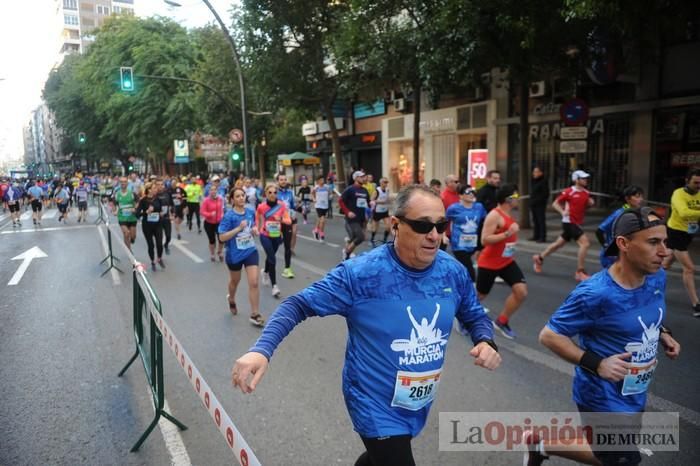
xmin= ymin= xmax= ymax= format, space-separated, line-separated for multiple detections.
xmin=200 ymin=0 xmax=250 ymax=177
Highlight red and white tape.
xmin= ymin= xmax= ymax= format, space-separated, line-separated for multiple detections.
xmin=149 ymin=304 xmax=261 ymax=466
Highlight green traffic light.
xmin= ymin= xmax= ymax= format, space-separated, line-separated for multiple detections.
xmin=124 ymin=80 xmax=132 ymax=89
xmin=232 ymin=153 xmax=240 ymax=161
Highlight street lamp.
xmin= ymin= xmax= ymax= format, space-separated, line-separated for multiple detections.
xmin=164 ymin=0 xmax=250 ymax=176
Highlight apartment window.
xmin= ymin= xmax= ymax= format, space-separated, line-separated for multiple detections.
xmin=64 ymin=14 xmax=79 ymax=25
xmin=97 ymin=5 xmax=110 ymax=15
xmin=113 ymin=6 xmax=121 ymax=14
xmin=63 ymin=0 xmax=77 ymax=10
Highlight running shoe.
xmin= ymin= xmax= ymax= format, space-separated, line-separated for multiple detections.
xmin=177 ymin=234 xmax=181 ymax=240
xmin=164 ymin=246 xmax=170 ymax=255
xmin=575 ymin=269 xmax=591 ymax=282
xmin=281 ymin=267 xmax=295 ymax=279
xmin=198 ymin=229 xmax=202 ymax=234
xmin=158 ymin=258 xmax=166 ymax=269
xmin=693 ymin=303 xmax=700 ymax=318
xmin=532 ymin=254 xmax=543 ymax=273
xmin=313 ymin=228 xmax=320 ymax=240
xmin=271 ymin=284 xmax=281 ymax=298
xmin=226 ymin=294 xmax=237 ymax=315
xmin=151 ymin=262 xmax=157 ymax=272
xmin=261 ymin=270 xmax=271 ymax=286
xmin=493 ymin=320 xmax=516 ymax=339
xmin=341 ymin=248 xmax=350 ymax=261
xmin=370 ymin=239 xmax=377 ymax=248
xmin=522 ymin=430 xmax=548 ymax=466
xmin=249 ymin=314 xmax=266 ymax=327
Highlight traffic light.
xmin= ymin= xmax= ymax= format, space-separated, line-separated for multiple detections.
xmin=120 ymin=66 xmax=134 ymax=91
xmin=78 ymin=132 xmax=86 ymax=144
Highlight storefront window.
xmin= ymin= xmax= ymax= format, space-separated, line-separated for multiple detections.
xmin=653 ymin=109 xmax=700 ymax=202
xmin=389 ymin=140 xmax=423 ymax=190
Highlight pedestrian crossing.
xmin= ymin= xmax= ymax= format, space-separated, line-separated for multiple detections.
xmin=2 ymin=206 xmax=99 ymax=226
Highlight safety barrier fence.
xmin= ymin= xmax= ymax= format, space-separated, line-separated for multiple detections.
xmin=97 ymin=209 xmax=260 ymax=464
xmin=98 ymin=202 xmax=122 ymax=276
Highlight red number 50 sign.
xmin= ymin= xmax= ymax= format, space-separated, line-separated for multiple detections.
xmin=467 ymin=149 xmax=489 ymax=189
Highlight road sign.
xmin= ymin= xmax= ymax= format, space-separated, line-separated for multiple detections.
xmin=560 ymin=126 xmax=588 ymax=140
xmin=560 ymin=140 xmax=588 ymax=153
xmin=467 ymin=149 xmax=489 ymax=189
xmin=229 ymin=128 xmax=243 ymax=143
xmin=560 ymin=98 xmax=589 ymax=126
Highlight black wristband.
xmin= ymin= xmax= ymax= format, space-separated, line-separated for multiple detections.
xmin=579 ymin=351 xmax=603 ymax=376
xmin=660 ymin=325 xmax=672 ymax=337
xmin=475 ymin=339 xmax=498 ymax=352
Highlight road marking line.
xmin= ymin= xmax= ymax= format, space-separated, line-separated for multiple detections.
xmin=289 ymin=256 xmax=328 ymax=277
xmin=43 ymin=209 xmax=58 ymax=219
xmin=97 ymin=225 xmax=121 ymax=286
xmin=20 ymin=211 xmax=32 ymax=221
xmin=172 ymin=239 xmax=205 ymax=263
xmin=498 ymin=339 xmax=700 ymax=427
xmin=1 ymin=224 xmax=95 ymax=234
xmin=296 ymin=233 xmax=340 ymax=248
xmin=148 ymin=389 xmax=192 ymax=466
xmin=0 ymin=214 xmax=7 ymax=222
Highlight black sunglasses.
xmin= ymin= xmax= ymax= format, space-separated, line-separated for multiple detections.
xmin=397 ymin=216 xmax=449 ymax=234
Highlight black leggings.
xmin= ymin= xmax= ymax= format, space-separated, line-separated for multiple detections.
xmin=260 ymin=234 xmax=282 ymax=285
xmin=186 ymin=202 xmax=201 ymax=229
xmin=162 ymin=220 xmax=171 ymax=247
xmin=142 ymin=222 xmax=163 ymax=262
xmin=354 ymin=435 xmax=415 ymax=466
xmin=282 ymin=223 xmax=293 ymax=268
xmin=204 ymin=221 xmax=220 ymax=245
xmin=453 ymin=250 xmax=476 ymax=282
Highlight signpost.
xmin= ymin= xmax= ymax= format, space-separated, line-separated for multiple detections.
xmin=467 ymin=149 xmax=489 ymax=189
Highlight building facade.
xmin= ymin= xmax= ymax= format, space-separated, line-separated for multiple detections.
xmin=58 ymin=0 xmax=135 ymax=55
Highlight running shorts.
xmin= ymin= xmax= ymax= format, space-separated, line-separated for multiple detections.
xmin=666 ymin=226 xmax=693 ymax=252
xmin=476 ymin=261 xmax=526 ymax=295
xmin=560 ymin=223 xmax=584 ymax=242
xmin=226 ymin=250 xmax=260 ymax=271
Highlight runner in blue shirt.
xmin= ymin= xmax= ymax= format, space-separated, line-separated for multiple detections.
xmin=339 ymin=171 xmax=371 ymax=260
xmin=529 ymin=207 xmax=681 ymax=466
xmin=596 ymin=185 xmax=644 ymax=268
xmin=28 ymin=182 xmax=44 ymax=226
xmin=445 ymin=184 xmax=487 ymax=281
xmin=232 ymin=185 xmax=501 ymax=465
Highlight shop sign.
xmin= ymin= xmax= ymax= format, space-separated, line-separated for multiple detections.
xmin=529 ymin=119 xmax=604 ymax=139
xmin=361 ymin=134 xmax=377 ymax=144
xmin=671 ymin=152 xmax=700 ymax=167
xmin=560 ymin=98 xmax=590 ymax=125
xmin=560 ymin=140 xmax=588 ymax=153
xmin=533 ymin=102 xmax=561 ymax=116
xmin=302 ymin=122 xmax=318 ymax=136
xmin=174 ymin=139 xmax=189 ymax=164
xmin=419 ymin=117 xmax=455 ymax=132
xmin=467 ymin=149 xmax=489 ymax=189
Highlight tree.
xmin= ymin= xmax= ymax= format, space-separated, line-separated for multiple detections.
xmin=234 ymin=0 xmax=352 ymax=188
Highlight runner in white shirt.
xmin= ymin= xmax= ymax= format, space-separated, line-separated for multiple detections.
xmin=370 ymin=177 xmax=392 ymax=246
xmin=312 ymin=175 xmax=331 ymax=241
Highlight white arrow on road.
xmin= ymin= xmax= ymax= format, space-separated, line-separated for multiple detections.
xmin=171 ymin=239 xmax=204 ymax=263
xmin=8 ymin=246 xmax=48 ymax=286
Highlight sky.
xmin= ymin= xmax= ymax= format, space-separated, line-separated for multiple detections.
xmin=0 ymin=0 xmax=234 ymax=165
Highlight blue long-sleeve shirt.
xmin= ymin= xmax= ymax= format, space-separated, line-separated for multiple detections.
xmin=250 ymin=244 xmax=493 ymax=438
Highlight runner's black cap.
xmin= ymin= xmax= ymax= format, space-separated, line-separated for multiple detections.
xmin=604 ymin=207 xmax=664 ymax=256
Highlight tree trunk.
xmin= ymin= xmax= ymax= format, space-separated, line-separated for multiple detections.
xmin=412 ymin=81 xmax=421 ymax=184
xmin=323 ymin=96 xmax=346 ymax=191
xmin=518 ymin=79 xmax=531 ymax=228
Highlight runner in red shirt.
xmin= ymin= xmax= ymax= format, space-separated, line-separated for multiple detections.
xmin=440 ymin=174 xmax=460 ymax=251
xmin=477 ymin=184 xmax=527 ymax=339
xmin=533 ymin=170 xmax=595 ymax=281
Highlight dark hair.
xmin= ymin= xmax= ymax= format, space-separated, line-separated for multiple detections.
xmin=486 ymin=170 xmax=501 ymax=178
xmin=621 ymin=185 xmax=643 ymax=200
xmin=394 ymin=184 xmax=441 ymax=217
xmin=496 ymin=184 xmax=519 ymax=204
xmin=687 ymin=168 xmax=700 ymax=180
xmin=429 ymin=179 xmax=442 ymax=187
xmin=459 ymin=184 xmax=475 ymax=195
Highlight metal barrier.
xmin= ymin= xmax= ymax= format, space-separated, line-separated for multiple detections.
xmin=98 ymin=203 xmax=123 ymax=276
xmin=118 ymin=263 xmax=187 ymax=452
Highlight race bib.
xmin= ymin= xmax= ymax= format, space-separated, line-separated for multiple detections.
xmin=688 ymin=222 xmax=699 ymax=234
xmin=391 ymin=369 xmax=442 ymax=411
xmin=459 ymin=234 xmax=478 ymax=249
xmin=267 ymin=221 xmax=281 ymax=238
xmin=502 ymin=242 xmax=516 ymax=258
xmin=8 ymin=200 xmax=17 ymax=205
xmin=375 ymin=203 xmax=388 ymax=213
xmin=105 ymin=189 xmax=113 ymax=196
xmin=621 ymin=359 xmax=657 ymax=396
xmin=120 ymin=207 xmax=133 ymax=216
xmin=235 ymin=232 xmax=255 ymax=250
xmin=356 ymin=198 xmax=368 ymax=209
xmin=147 ymin=212 xmax=160 ymax=223
xmin=303 ymin=194 xmax=311 ymax=201
xmin=173 ymin=199 xmax=181 ymax=206
xmin=161 ymin=206 xmax=169 ymax=214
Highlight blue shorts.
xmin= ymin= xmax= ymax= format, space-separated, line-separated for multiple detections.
xmin=226 ymin=250 xmax=259 ymax=271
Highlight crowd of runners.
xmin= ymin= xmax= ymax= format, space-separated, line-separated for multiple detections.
xmin=3 ymin=166 xmax=697 ymax=465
